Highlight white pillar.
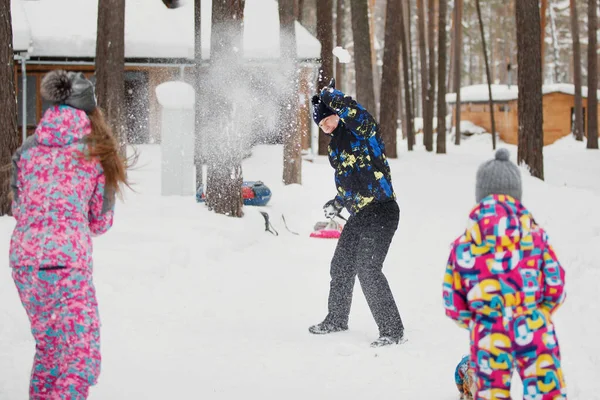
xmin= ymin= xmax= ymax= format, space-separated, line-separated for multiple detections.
xmin=155 ymin=81 xmax=195 ymax=196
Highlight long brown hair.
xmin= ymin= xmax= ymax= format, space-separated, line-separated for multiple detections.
xmin=84 ymin=108 xmax=134 ymax=197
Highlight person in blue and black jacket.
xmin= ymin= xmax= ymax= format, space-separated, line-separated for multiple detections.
xmin=308 ymin=80 xmax=405 ymax=347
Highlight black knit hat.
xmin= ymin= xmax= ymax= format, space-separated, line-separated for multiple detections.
xmin=311 ymin=95 xmax=336 ymax=125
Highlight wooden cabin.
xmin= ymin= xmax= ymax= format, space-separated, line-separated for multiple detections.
xmin=11 ymin=0 xmax=320 ymax=149
xmin=446 ymin=84 xmax=600 ymax=146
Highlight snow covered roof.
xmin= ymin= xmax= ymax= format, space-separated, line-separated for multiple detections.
xmin=446 ymin=84 xmax=600 ymax=104
xmin=11 ymin=0 xmax=321 ymax=61
xmin=11 ymin=0 xmax=31 ymax=53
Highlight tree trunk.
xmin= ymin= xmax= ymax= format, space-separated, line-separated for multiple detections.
xmin=406 ymin=0 xmax=416 ymax=141
xmin=516 ymin=0 xmax=544 ymax=179
xmin=425 ymin=0 xmax=436 ymax=152
xmin=417 ymin=0 xmax=428 ymax=122
xmin=205 ymin=0 xmax=246 ymax=217
xmin=298 ymin=0 xmax=304 ymax=21
xmin=368 ymin=0 xmax=380 ymax=118
xmin=436 ymin=0 xmax=447 ymax=154
xmin=335 ymin=0 xmax=345 ymax=92
xmin=453 ymin=0 xmax=462 ymax=145
xmin=0 ymin=0 xmax=19 ymax=216
xmin=399 ymin=0 xmax=414 ymax=150
xmin=447 ymin=5 xmax=454 ymax=92
xmin=587 ymin=0 xmax=598 ymax=149
xmin=548 ymin=0 xmax=561 ymax=83
xmin=316 ymin=0 xmax=333 ymax=155
xmin=280 ymin=0 xmax=302 ymax=184
xmin=399 ymin=54 xmax=408 ymax=141
xmin=194 ymin=0 xmax=203 ymax=194
xmin=350 ymin=0 xmax=376 ymax=114
xmin=95 ymin=0 xmax=126 ymax=155
xmin=571 ymin=0 xmax=584 ymax=141
xmin=475 ymin=0 xmax=496 ymax=150
xmin=540 ymin=0 xmax=547 ymax=79
xmin=380 ymin=0 xmax=402 ymax=158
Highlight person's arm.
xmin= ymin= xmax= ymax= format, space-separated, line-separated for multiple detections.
xmin=88 ymin=172 xmax=115 ymax=236
xmin=319 ymin=88 xmax=378 ymax=139
xmin=442 ymin=249 xmax=472 ymax=329
xmin=10 ymin=136 xmax=37 ymax=219
xmin=539 ymin=234 xmax=566 ymax=315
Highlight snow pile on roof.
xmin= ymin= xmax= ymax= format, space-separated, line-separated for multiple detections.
xmin=446 ymin=83 xmax=600 ymax=103
xmin=13 ymin=0 xmax=320 ymax=60
xmin=155 ymin=81 xmax=195 ymax=109
xmin=11 ymin=0 xmax=31 ymax=52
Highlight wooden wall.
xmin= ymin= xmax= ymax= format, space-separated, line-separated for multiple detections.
xmin=451 ymin=93 xmax=600 ymax=146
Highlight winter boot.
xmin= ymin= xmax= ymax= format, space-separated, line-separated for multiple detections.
xmin=308 ymin=321 xmax=348 ymax=335
xmin=370 ymin=332 xmax=407 ymax=348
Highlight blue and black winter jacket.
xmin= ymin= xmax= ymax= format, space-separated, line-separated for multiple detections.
xmin=320 ymin=88 xmax=396 ymax=216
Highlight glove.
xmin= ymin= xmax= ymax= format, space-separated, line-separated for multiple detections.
xmin=323 ymin=198 xmax=343 ymax=219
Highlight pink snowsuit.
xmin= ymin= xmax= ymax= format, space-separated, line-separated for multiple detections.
xmin=10 ymin=105 xmax=114 ymax=399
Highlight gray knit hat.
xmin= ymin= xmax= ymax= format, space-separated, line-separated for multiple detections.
xmin=41 ymin=70 xmax=97 ymax=113
xmin=475 ymin=148 xmax=522 ymax=203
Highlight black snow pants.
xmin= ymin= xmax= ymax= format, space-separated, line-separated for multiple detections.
xmin=324 ymin=200 xmax=404 ymax=337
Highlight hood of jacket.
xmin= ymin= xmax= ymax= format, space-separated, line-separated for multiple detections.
xmin=464 ymin=194 xmax=535 ymax=250
xmin=35 ymin=105 xmax=91 ymax=147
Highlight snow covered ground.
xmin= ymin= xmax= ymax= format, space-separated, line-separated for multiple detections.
xmin=1 ymin=135 xmax=599 ymax=399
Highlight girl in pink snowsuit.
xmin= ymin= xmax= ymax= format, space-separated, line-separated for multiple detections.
xmin=10 ymin=70 xmax=129 ymax=399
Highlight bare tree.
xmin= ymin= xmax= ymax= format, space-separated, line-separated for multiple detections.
xmin=406 ymin=0 xmax=416 ymax=134
xmin=95 ymin=0 xmax=126 ymax=155
xmin=587 ymin=0 xmax=598 ymax=149
xmin=204 ymin=0 xmax=246 ymax=217
xmin=335 ymin=0 xmax=345 ymax=92
xmin=0 ymin=0 xmax=19 ymax=216
xmin=416 ymin=0 xmax=429 ymax=147
xmin=280 ymin=0 xmax=302 ymax=184
xmin=350 ymin=0 xmax=376 ymax=113
xmin=453 ymin=0 xmax=463 ymax=145
xmin=425 ymin=0 xmax=436 ymax=152
xmin=540 ymin=0 xmax=547 ymax=77
xmin=570 ymin=0 xmax=584 ymax=141
xmin=475 ymin=0 xmax=496 ymax=150
xmin=548 ymin=0 xmax=561 ymax=83
xmin=194 ymin=0 xmax=204 ymax=195
xmin=399 ymin=0 xmax=414 ymax=150
xmin=298 ymin=0 xmax=305 ymax=21
xmin=516 ymin=0 xmax=544 ymax=179
xmin=380 ymin=0 xmax=402 ymax=158
xmin=316 ymin=0 xmax=333 ymax=155
xmin=436 ymin=0 xmax=448 ymax=154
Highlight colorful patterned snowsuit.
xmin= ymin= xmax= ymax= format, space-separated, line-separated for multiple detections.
xmin=10 ymin=105 xmax=114 ymax=399
xmin=443 ymin=195 xmax=566 ymax=400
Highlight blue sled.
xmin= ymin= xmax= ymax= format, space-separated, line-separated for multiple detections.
xmin=196 ymin=181 xmax=272 ymax=206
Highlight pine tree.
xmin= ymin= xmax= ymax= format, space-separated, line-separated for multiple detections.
xmin=380 ymin=0 xmax=402 ymax=158
xmin=516 ymin=0 xmax=544 ymax=179
xmin=95 ymin=0 xmax=126 ymax=155
xmin=0 ymin=0 xmax=19 ymax=216
xmin=280 ymin=0 xmax=302 ymax=184
xmin=586 ymin=0 xmax=598 ymax=149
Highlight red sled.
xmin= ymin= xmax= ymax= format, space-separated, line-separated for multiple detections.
xmin=310 ymin=219 xmax=343 ymax=239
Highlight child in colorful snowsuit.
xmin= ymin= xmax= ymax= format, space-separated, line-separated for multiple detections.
xmin=10 ymin=70 xmax=128 ymax=399
xmin=442 ymin=149 xmax=567 ymax=400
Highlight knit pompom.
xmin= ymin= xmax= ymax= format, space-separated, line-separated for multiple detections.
xmin=495 ymin=148 xmax=510 ymax=162
xmin=41 ymin=70 xmax=72 ymax=103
